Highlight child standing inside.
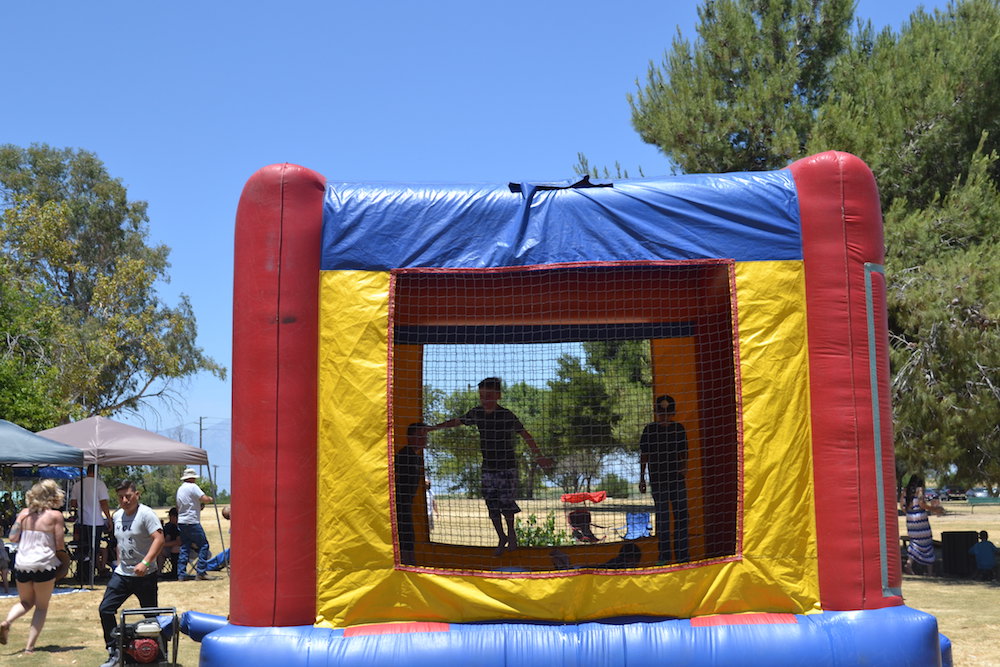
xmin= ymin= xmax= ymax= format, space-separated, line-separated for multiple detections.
xmin=428 ymin=377 xmax=553 ymax=556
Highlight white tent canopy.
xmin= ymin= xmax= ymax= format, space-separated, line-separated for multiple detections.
xmin=38 ymin=416 xmax=209 ymax=466
xmin=38 ymin=416 xmax=211 ymax=589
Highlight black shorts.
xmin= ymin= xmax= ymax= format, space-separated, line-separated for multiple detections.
xmin=481 ymin=469 xmax=520 ymax=515
xmin=14 ymin=568 xmax=56 ymax=583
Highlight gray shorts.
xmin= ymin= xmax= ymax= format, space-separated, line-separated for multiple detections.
xmin=482 ymin=469 xmax=520 ymax=516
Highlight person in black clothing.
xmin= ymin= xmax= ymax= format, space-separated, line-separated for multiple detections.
xmin=429 ymin=377 xmax=554 ymax=556
xmin=157 ymin=507 xmax=181 ymax=579
xmin=394 ymin=423 xmax=428 ymax=564
xmin=639 ymin=395 xmax=689 ymax=564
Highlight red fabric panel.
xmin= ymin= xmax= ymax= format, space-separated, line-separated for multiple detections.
xmin=231 ymin=163 xmax=326 ymax=626
xmin=344 ymin=622 xmax=451 ymax=637
xmin=789 ymin=152 xmax=901 ymax=610
xmin=560 ymin=491 xmax=607 ymax=504
xmin=690 ymin=613 xmax=797 ymax=627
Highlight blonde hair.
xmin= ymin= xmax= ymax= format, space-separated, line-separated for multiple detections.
xmin=26 ymin=479 xmax=65 ymax=513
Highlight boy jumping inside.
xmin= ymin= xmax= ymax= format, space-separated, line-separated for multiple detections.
xmin=428 ymin=377 xmax=553 ymax=555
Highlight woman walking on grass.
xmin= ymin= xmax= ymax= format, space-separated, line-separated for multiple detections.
xmin=0 ymin=479 xmax=67 ymax=654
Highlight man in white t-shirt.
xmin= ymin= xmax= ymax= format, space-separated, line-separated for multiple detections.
xmin=97 ymin=479 xmax=164 ymax=667
xmin=69 ymin=464 xmax=113 ymax=582
xmin=175 ymin=468 xmax=213 ymax=581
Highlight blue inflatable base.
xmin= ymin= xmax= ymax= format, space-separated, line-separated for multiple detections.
xmin=183 ymin=606 xmax=950 ymax=667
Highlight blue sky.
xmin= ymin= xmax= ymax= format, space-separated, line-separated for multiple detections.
xmin=3 ymin=1 xmax=944 ymax=492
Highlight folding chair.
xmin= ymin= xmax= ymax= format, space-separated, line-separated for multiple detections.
xmin=567 ymin=509 xmax=604 ymax=543
xmin=561 ymin=491 xmax=609 ymax=544
xmin=618 ymin=512 xmax=651 ymax=540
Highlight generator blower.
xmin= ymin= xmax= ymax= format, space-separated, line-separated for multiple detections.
xmin=113 ymin=607 xmax=178 ymax=666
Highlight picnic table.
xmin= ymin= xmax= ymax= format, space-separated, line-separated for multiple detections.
xmin=967 ymin=496 xmax=1000 ymax=513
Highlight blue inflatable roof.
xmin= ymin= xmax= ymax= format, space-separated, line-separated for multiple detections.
xmin=321 ymin=171 xmax=802 ymax=270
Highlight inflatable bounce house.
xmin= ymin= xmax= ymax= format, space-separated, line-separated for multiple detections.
xmin=182 ymin=152 xmax=951 ymax=666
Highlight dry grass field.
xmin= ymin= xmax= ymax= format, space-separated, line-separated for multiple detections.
xmin=897 ymin=502 xmax=1000 ymax=667
xmin=0 ymin=502 xmax=994 ymax=665
xmin=430 ymin=496 xmax=648 ymax=546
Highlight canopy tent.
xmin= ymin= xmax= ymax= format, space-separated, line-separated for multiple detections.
xmin=38 ymin=416 xmax=212 ymax=588
xmin=38 ymin=416 xmax=209 ymax=466
xmin=12 ymin=466 xmax=82 ymax=479
xmin=0 ymin=419 xmax=86 ymax=466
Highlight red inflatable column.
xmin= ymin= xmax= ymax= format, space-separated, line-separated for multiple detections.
xmin=790 ymin=151 xmax=902 ymax=611
xmin=231 ymin=163 xmax=326 ymax=626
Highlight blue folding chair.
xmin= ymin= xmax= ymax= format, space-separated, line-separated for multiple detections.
xmin=620 ymin=512 xmax=651 ymax=540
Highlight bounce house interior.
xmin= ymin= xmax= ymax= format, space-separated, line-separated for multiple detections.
xmin=180 ymin=152 xmax=952 ymax=666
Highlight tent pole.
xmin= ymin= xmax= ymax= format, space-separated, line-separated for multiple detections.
xmin=89 ymin=462 xmax=98 ymax=590
xmin=207 ymin=464 xmax=227 ymax=573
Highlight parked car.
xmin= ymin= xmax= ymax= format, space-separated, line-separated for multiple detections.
xmin=939 ymin=487 xmax=967 ymax=501
xmin=924 ymin=488 xmax=940 ymax=501
xmin=966 ymin=487 xmax=991 ymax=498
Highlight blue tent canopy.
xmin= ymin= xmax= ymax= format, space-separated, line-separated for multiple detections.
xmin=0 ymin=419 xmax=86 ymax=466
xmin=12 ymin=466 xmax=82 ymax=479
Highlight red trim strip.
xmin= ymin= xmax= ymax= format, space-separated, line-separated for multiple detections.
xmin=344 ymin=622 xmax=451 ymax=637
xmin=691 ymin=613 xmax=798 ymax=627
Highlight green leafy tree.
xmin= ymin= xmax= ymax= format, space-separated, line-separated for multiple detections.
xmin=810 ymin=1 xmax=1000 ymax=208
xmin=629 ymin=0 xmax=853 ymax=173
xmin=600 ymin=472 xmax=632 ymax=498
xmin=582 ymin=340 xmax=652 ymax=447
xmin=0 ymin=144 xmax=225 ymax=422
xmin=424 ymin=385 xmax=481 ymax=496
xmin=807 ymin=1 xmax=1000 ymax=485
xmin=0 ymin=282 xmax=67 ymax=429
xmin=501 ymin=381 xmax=552 ymax=499
xmin=624 ymin=0 xmax=1000 ymax=487
xmin=546 ymin=354 xmax=622 ymax=493
xmin=137 ymin=465 xmax=187 ymax=507
xmin=0 ymin=197 xmax=75 ymax=428
xmin=886 ymin=144 xmax=1000 ymax=490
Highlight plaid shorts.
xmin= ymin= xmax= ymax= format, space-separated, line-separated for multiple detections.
xmin=481 ymin=469 xmax=520 ymax=516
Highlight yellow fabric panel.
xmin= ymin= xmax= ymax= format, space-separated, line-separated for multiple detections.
xmin=317 ymin=271 xmax=392 ymax=592
xmin=316 ymin=261 xmax=819 ymax=628
xmin=734 ymin=260 xmax=818 ymax=593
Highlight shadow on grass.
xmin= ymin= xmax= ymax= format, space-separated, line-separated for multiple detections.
xmin=903 ymin=574 xmax=1000 ymax=588
xmin=18 ymin=643 xmax=87 ymax=653
xmin=9 ymin=643 xmax=191 ymax=666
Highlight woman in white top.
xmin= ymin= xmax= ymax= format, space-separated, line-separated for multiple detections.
xmin=1 ymin=479 xmax=67 ymax=654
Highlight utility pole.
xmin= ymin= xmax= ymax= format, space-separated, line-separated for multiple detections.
xmin=199 ymin=416 xmax=204 ymax=477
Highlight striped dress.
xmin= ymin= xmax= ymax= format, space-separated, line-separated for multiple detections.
xmin=906 ymin=497 xmax=935 ymax=567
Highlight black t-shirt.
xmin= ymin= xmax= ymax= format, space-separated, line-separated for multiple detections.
xmin=461 ymin=405 xmax=524 ymax=472
xmin=163 ymin=521 xmax=180 ymax=543
xmin=639 ymin=420 xmax=688 ymax=482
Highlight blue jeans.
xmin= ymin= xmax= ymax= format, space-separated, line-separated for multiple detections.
xmin=206 ymin=548 xmax=230 ymax=571
xmin=177 ymin=523 xmax=211 ymax=577
xmin=99 ymin=571 xmax=158 ymax=648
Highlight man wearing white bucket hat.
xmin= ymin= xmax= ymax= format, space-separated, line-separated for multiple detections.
xmin=175 ymin=468 xmax=213 ymax=581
